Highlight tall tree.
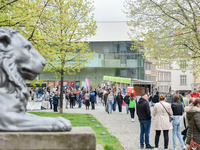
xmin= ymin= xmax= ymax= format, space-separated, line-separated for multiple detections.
xmin=1 ymin=0 xmax=96 ymax=113
xmin=37 ymin=0 xmax=96 ymax=113
xmin=124 ymin=0 xmax=200 ymax=68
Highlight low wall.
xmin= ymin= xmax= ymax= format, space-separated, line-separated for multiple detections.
xmin=0 ymin=127 xmax=96 ymax=150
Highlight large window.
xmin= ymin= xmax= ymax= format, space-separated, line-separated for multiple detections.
xmin=159 ymin=85 xmax=169 ymax=93
xmin=158 ymin=72 xmax=171 ymax=81
xmin=180 ymin=75 xmax=187 ymax=85
xmin=180 ymin=61 xmax=187 ymax=69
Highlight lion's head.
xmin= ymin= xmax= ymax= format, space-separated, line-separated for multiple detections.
xmin=0 ymin=27 xmax=46 ymax=111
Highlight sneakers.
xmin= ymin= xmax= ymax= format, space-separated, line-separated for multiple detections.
xmin=146 ymin=145 xmax=154 ymax=149
xmin=131 ymin=119 xmax=134 ymax=122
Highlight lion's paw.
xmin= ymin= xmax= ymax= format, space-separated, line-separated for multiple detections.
xmin=52 ymin=117 xmax=72 ymax=131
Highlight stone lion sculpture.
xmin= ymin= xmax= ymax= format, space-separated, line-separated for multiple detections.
xmin=0 ymin=27 xmax=72 ymax=131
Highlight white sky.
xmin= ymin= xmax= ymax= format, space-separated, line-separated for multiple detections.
xmin=93 ymin=0 xmax=128 ymax=21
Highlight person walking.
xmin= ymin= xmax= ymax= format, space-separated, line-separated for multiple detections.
xmin=107 ymin=91 xmax=114 ymax=114
xmin=49 ymin=92 xmax=53 ymax=109
xmin=98 ymin=89 xmax=103 ymax=105
xmin=113 ymin=91 xmax=117 ymax=112
xmin=129 ymin=93 xmax=136 ymax=122
xmin=116 ymin=92 xmax=123 ymax=112
xmin=65 ymin=92 xmax=69 ymax=109
xmin=171 ymin=95 xmax=186 ymax=150
xmin=153 ymin=94 xmax=173 ymax=150
xmin=69 ymin=91 xmax=74 ymax=108
xmin=53 ymin=93 xmax=58 ymax=112
xmin=136 ymin=94 xmax=154 ymax=149
xmin=103 ymin=91 xmax=108 ymax=108
xmin=124 ymin=92 xmax=130 ymax=114
xmin=84 ymin=91 xmax=90 ymax=110
xmin=90 ymin=91 xmax=96 ymax=110
xmin=78 ymin=91 xmax=82 ymax=108
xmin=185 ymin=98 xmax=200 ymax=149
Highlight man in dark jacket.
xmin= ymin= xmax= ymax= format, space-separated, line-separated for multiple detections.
xmin=152 ymin=91 xmax=159 ymax=106
xmin=90 ymin=91 xmax=96 ymax=110
xmin=69 ymin=91 xmax=75 ymax=108
xmin=116 ymin=92 xmax=123 ymax=112
xmin=53 ymin=93 xmax=58 ymax=112
xmin=136 ymin=94 xmax=154 ymax=149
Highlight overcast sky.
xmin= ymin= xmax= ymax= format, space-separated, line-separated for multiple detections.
xmin=93 ymin=0 xmax=128 ymax=21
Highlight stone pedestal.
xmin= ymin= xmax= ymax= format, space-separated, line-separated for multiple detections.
xmin=0 ymin=127 xmax=96 ymax=150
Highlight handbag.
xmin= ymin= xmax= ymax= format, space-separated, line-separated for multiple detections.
xmin=160 ymin=102 xmax=173 ymax=122
xmin=190 ymin=114 xmax=200 ymax=150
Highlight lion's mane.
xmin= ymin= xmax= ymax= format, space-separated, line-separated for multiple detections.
xmin=0 ymin=28 xmax=30 ymax=111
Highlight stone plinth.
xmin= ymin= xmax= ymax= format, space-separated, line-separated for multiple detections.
xmin=0 ymin=127 xmax=96 ymax=150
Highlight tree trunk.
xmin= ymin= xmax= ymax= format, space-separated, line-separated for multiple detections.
xmin=59 ymin=69 xmax=64 ymax=113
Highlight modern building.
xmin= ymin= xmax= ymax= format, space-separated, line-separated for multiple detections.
xmin=39 ymin=22 xmax=145 ymax=88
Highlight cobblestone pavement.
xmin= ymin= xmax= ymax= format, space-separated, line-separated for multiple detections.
xmin=41 ymin=104 xmax=185 ymax=150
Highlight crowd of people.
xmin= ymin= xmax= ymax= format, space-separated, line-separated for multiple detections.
xmin=29 ymin=84 xmax=200 ymax=150
xmin=137 ymin=89 xmax=200 ymax=150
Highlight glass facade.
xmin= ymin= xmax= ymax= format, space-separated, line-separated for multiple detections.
xmin=40 ymin=41 xmax=144 ymax=87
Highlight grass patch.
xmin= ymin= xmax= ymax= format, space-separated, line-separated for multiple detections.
xmin=29 ymin=112 xmax=124 ymax=150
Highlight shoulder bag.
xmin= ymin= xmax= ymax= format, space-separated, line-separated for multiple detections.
xmin=190 ymin=114 xmax=200 ymax=150
xmin=160 ymin=102 xmax=173 ymax=122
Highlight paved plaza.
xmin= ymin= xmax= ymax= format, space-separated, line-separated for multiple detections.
xmin=42 ymin=104 xmax=185 ymax=150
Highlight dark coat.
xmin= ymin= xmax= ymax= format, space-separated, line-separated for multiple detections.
xmin=185 ymin=106 xmax=200 ymax=145
xmin=124 ymin=95 xmax=130 ymax=104
xmin=136 ymin=98 xmax=151 ymax=120
xmin=116 ymin=95 xmax=123 ymax=105
xmin=53 ymin=96 xmax=58 ymax=105
xmin=152 ymin=94 xmax=159 ymax=103
xmin=98 ymin=92 xmax=103 ymax=98
xmin=103 ymin=93 xmax=108 ymax=102
xmin=90 ymin=92 xmax=96 ymax=103
xmin=171 ymin=102 xmax=184 ymax=116
xmin=69 ymin=93 xmax=76 ymax=102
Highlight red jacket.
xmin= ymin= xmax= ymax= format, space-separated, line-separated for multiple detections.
xmin=190 ymin=92 xmax=199 ymax=97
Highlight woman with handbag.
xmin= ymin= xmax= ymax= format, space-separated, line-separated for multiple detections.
xmin=171 ymin=95 xmax=186 ymax=150
xmin=185 ymin=98 xmax=200 ymax=150
xmin=153 ymin=94 xmax=173 ymax=150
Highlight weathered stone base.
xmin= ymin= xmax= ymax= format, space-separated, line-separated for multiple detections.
xmin=0 ymin=127 xmax=96 ymax=150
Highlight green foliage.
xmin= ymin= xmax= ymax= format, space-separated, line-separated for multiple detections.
xmin=28 ymin=112 xmax=124 ymax=150
xmin=1 ymin=0 xmax=97 ymax=112
xmin=124 ymin=0 xmax=200 ymax=69
xmin=1 ymin=0 xmax=96 ymax=74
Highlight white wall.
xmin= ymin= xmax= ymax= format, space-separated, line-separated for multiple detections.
xmin=171 ymin=70 xmax=193 ymax=91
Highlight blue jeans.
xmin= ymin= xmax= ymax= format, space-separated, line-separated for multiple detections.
xmin=172 ymin=117 xmax=185 ymax=149
xmin=126 ymin=104 xmax=129 ymax=114
xmin=149 ymin=101 xmax=151 ymax=107
xmin=139 ymin=120 xmax=151 ymax=147
xmin=113 ymin=101 xmax=117 ymax=111
xmin=118 ymin=103 xmax=122 ymax=112
xmin=99 ymin=97 xmax=102 ymax=104
xmin=73 ymin=101 xmax=75 ymax=106
xmin=107 ymin=102 xmax=113 ymax=113
xmin=102 ymin=101 xmax=105 ymax=107
xmin=78 ymin=100 xmax=82 ymax=108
